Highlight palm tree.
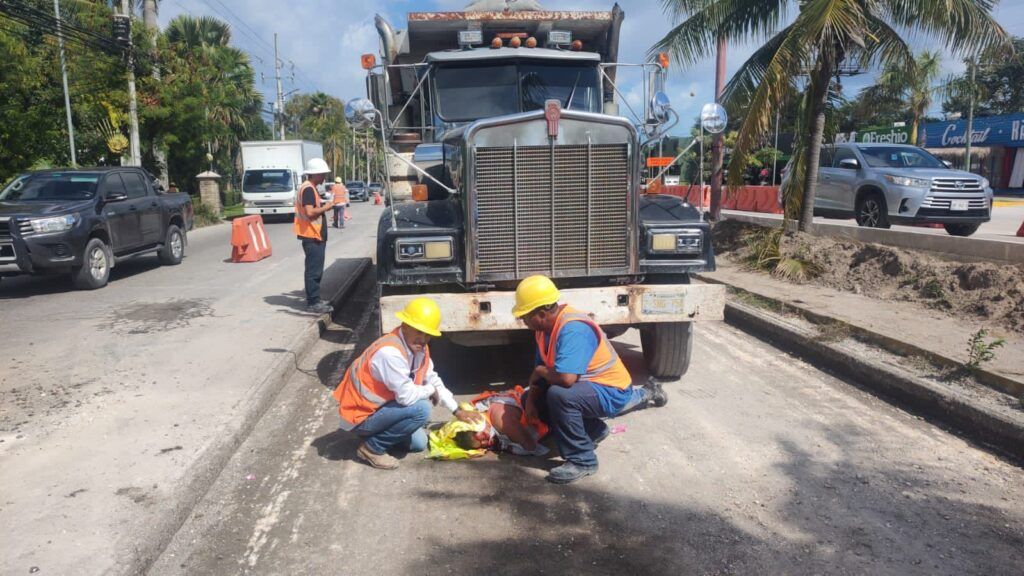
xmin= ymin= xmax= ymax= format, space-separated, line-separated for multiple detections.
xmin=859 ymin=51 xmax=941 ymax=145
xmin=653 ymin=0 xmax=1007 ymax=231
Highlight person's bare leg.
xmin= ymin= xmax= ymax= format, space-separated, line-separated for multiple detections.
xmin=489 ymin=404 xmax=536 ymax=451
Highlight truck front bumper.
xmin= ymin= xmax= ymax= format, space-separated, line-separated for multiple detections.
xmin=380 ymin=283 xmax=726 ymax=333
xmin=245 ymin=205 xmax=295 ymax=216
xmin=0 ymin=229 xmax=81 ymax=275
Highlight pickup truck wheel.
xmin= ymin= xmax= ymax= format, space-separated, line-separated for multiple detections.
xmin=855 ymin=193 xmax=891 ymax=229
xmin=944 ymin=222 xmax=980 ymax=237
xmin=158 ymin=224 xmax=185 ymax=265
xmin=72 ymin=238 xmax=111 ymax=290
xmin=640 ymin=322 xmax=692 ymax=380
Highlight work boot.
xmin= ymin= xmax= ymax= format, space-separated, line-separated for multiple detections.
xmin=546 ymin=461 xmax=598 ymax=484
xmin=306 ymin=301 xmax=334 ymax=315
xmin=644 ymin=377 xmax=669 ymax=407
xmin=356 ymin=443 xmax=399 ymax=470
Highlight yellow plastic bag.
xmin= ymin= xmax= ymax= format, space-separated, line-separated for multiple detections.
xmin=427 ymin=418 xmax=487 ymax=460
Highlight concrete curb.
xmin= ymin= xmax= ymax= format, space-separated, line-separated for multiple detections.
xmin=724 ymin=299 xmax=1024 ymax=463
xmin=127 ymin=258 xmax=370 ymax=576
xmin=696 ymin=274 xmax=1024 ymax=399
xmin=723 ymin=211 xmax=1024 ymax=263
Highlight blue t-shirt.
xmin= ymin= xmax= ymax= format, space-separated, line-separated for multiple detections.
xmin=538 ymin=321 xmax=634 ymax=415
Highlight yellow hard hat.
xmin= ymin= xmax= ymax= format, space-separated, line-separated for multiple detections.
xmin=512 ymin=275 xmax=560 ymax=318
xmin=395 ymin=297 xmax=443 ymax=337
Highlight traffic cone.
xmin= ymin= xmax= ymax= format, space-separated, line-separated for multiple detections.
xmin=373 ymin=191 xmax=383 ymax=205
xmin=1016 ymin=218 xmax=1024 ymax=237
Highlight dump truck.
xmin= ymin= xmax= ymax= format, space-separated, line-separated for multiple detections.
xmin=350 ymin=1 xmax=724 ymax=380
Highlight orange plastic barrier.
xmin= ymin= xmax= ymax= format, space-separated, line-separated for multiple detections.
xmin=230 ymin=215 xmax=272 ymax=263
xmin=373 ymin=191 xmax=383 ymax=205
xmin=1016 ymin=219 xmax=1024 ymax=237
xmin=659 ymin=184 xmax=784 ymax=214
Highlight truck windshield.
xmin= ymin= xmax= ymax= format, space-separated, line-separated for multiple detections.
xmin=859 ymin=147 xmax=946 ymax=169
xmin=434 ymin=62 xmax=600 ymax=122
xmin=0 ymin=172 xmax=99 ymax=201
xmin=243 ymin=170 xmax=294 ymax=193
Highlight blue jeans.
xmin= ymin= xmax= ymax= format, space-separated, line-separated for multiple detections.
xmin=352 ymin=400 xmax=430 ymax=454
xmin=301 ymin=238 xmax=326 ymax=305
xmin=527 ymin=381 xmax=649 ymax=467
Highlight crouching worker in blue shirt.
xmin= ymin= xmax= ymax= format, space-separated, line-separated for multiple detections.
xmin=513 ymin=275 xmax=667 ymax=484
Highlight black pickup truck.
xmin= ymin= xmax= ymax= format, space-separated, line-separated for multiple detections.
xmin=0 ymin=167 xmax=193 ymax=289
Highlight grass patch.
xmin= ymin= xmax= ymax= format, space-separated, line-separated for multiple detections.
xmin=919 ymin=278 xmax=946 ymax=299
xmin=813 ymin=320 xmax=852 ymax=343
xmin=223 ymin=203 xmax=244 ymax=219
xmin=731 ymin=288 xmax=788 ymax=314
xmin=965 ymin=328 xmax=1005 ymax=372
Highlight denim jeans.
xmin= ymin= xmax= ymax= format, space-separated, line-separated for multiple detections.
xmin=301 ymin=238 xmax=326 ymax=305
xmin=526 ymin=381 xmax=649 ymax=467
xmin=353 ymin=399 xmax=431 ymax=454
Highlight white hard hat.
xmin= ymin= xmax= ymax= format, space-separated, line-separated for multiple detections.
xmin=304 ymin=158 xmax=331 ymax=175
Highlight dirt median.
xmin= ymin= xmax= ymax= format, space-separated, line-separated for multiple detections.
xmin=713 ymin=220 xmax=1024 ymax=334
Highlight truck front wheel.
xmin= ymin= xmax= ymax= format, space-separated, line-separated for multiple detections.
xmin=72 ymin=238 xmax=111 ymax=290
xmin=640 ymin=322 xmax=692 ymax=380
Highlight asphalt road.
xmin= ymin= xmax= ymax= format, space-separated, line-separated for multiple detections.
xmin=0 ymin=202 xmax=380 ymax=576
xmin=151 ymin=272 xmax=1024 ymax=575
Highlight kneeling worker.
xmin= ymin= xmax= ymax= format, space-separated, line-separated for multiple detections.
xmin=332 ymin=297 xmax=482 ymax=469
xmin=513 ymin=275 xmax=667 ymax=484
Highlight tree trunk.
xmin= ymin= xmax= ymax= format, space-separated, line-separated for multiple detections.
xmin=911 ymin=111 xmax=920 ymax=146
xmin=799 ymin=57 xmax=832 ymax=232
xmin=143 ymin=0 xmax=168 ymax=187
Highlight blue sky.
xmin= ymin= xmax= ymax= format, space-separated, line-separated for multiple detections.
xmin=159 ymin=0 xmax=1024 ymax=131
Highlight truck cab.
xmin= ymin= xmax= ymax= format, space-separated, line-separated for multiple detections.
xmin=355 ymin=3 xmax=725 ymax=380
xmin=240 ymin=140 xmax=324 ymax=218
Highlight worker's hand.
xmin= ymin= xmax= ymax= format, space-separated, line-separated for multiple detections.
xmin=454 ymin=409 xmax=484 ymax=424
xmin=323 ymin=200 xmax=335 ymax=211
xmin=524 ymin=396 xmax=540 ymax=424
xmin=430 ymin=389 xmax=440 ymax=406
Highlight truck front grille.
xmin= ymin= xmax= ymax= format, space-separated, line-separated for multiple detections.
xmin=474 ymin=143 xmax=630 ymax=280
xmin=0 ymin=217 xmax=10 ymax=241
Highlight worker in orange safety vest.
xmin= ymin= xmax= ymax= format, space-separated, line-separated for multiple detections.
xmin=295 ymin=158 xmax=335 ymax=315
xmin=333 ymin=297 xmax=483 ymax=470
xmin=513 ymin=274 xmax=667 ymax=484
xmin=329 ymin=177 xmax=348 ymax=228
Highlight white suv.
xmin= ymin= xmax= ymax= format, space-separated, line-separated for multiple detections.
xmin=787 ymin=143 xmax=993 ymax=237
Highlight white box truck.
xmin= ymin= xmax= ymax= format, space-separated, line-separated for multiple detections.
xmin=240 ymin=140 xmax=324 ymax=217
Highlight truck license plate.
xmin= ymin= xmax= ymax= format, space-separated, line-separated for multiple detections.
xmin=642 ymin=292 xmax=686 ymax=315
xmin=950 ymin=200 xmax=969 ymax=211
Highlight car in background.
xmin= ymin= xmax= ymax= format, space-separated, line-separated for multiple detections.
xmin=0 ymin=168 xmax=193 ymax=289
xmin=346 ymin=180 xmax=368 ymax=202
xmin=781 ymin=143 xmax=993 ymax=236
xmin=367 ymin=182 xmax=384 ymax=200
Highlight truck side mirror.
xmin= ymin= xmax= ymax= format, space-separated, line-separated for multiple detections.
xmin=838 ymin=158 xmax=860 ymax=170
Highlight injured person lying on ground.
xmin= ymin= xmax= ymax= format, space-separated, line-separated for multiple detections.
xmin=428 ymin=385 xmax=550 ymax=460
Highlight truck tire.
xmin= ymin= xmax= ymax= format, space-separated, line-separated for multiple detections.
xmin=855 ymin=192 xmax=891 ymax=229
xmin=158 ymin=224 xmax=185 ymax=265
xmin=640 ymin=322 xmax=692 ymax=380
xmin=72 ymin=238 xmax=111 ymax=290
xmin=944 ymin=222 xmax=980 ymax=237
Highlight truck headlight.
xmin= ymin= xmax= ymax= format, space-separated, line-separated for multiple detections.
xmin=243 ymin=200 xmax=255 ymax=208
xmin=647 ymin=229 xmax=703 ymax=254
xmin=885 ymin=175 xmax=930 ymax=188
xmin=395 ymin=236 xmax=454 ymax=263
xmin=30 ymin=213 xmax=78 ymax=234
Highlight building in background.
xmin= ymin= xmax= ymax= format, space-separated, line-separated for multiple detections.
xmin=921 ymin=113 xmax=1024 ymax=192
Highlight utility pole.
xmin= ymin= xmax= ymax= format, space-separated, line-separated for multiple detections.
xmin=53 ymin=0 xmax=76 ymax=167
xmin=709 ymin=36 xmax=726 ymax=220
xmin=965 ymin=58 xmax=975 ymax=172
xmin=143 ymin=0 xmax=167 ymax=186
xmin=274 ymin=33 xmax=285 ymax=140
xmin=119 ymin=0 xmax=141 ymax=166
